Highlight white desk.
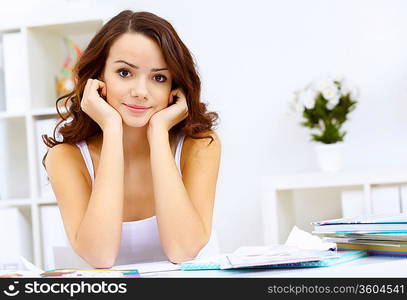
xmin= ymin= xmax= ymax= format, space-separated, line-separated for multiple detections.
xmin=141 ymin=256 xmax=407 ymax=278
xmin=2 ymin=256 xmax=406 ymax=278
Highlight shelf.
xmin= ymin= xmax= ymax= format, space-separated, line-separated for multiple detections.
xmin=36 ymin=198 xmax=57 ymax=205
xmin=28 ymin=19 xmax=103 ymax=36
xmin=0 ymin=107 xmax=68 ymax=119
xmin=0 ymin=16 xmax=105 ymax=269
xmin=30 ymin=107 xmax=65 ymax=117
xmin=263 ymin=167 xmax=407 ymax=190
xmin=0 ymin=111 xmax=27 ymax=120
xmin=26 ymin=20 xmax=103 ymax=109
xmin=0 ymin=27 xmax=20 ymax=33
xmin=261 ymin=168 xmax=407 ymax=246
xmin=0 ymin=205 xmax=34 ymax=264
xmin=0 ymin=198 xmax=57 ymax=207
xmin=0 ymin=198 xmax=33 ymax=207
xmin=0 ymin=118 xmax=30 ymax=200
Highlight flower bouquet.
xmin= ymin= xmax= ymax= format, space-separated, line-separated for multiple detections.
xmin=292 ymin=77 xmax=358 ymax=171
xmin=293 ymin=77 xmax=358 ymax=144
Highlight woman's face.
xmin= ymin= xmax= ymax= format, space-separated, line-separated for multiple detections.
xmin=102 ymin=32 xmax=172 ymax=128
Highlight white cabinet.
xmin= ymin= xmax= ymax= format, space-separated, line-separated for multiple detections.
xmin=0 ymin=18 xmax=104 ymax=269
xmin=0 ymin=207 xmax=32 ymax=270
xmin=261 ymin=168 xmax=407 ymax=245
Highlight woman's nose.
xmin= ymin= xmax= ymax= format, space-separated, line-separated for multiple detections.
xmin=130 ymin=79 xmax=148 ymax=100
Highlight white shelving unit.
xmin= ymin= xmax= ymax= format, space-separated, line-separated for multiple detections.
xmin=0 ymin=18 xmax=105 ymax=269
xmin=261 ymin=168 xmax=407 ymax=245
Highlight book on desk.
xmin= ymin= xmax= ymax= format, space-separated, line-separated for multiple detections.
xmin=180 ymin=246 xmax=367 ymax=271
xmin=312 ymin=213 xmax=407 ymax=257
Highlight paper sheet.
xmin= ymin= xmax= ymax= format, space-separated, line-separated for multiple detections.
xmin=112 ymin=260 xmax=180 ymax=274
xmin=285 ymin=226 xmax=337 ymax=250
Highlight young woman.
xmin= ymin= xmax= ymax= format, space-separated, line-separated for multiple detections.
xmin=43 ymin=10 xmax=221 ymax=268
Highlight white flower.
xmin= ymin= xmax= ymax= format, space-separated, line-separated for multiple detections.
xmin=340 ymin=80 xmax=351 ymax=97
xmin=299 ymin=88 xmax=316 ymax=109
xmin=338 ymin=78 xmax=359 ymax=100
xmin=314 ymin=79 xmax=334 ymax=93
xmin=333 ymin=74 xmax=345 ymax=82
xmin=326 ymin=97 xmax=340 ymax=110
xmin=322 ymin=85 xmax=340 ymax=101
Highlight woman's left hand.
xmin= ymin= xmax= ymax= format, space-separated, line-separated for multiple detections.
xmin=148 ymin=88 xmax=189 ymax=134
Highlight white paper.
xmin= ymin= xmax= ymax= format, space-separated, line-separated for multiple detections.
xmin=112 ymin=260 xmax=180 ymax=274
xmin=284 ymin=226 xmax=336 ymax=251
xmin=20 ymin=256 xmax=43 ymax=274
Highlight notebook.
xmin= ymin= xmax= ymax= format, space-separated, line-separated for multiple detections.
xmin=313 ymin=214 xmax=407 ymax=233
xmin=180 ymin=246 xmax=366 ymax=271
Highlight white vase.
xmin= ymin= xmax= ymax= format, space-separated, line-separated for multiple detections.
xmin=314 ymin=142 xmax=345 ymax=172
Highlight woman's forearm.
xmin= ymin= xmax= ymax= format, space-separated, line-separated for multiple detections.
xmin=74 ymin=125 xmax=124 ymax=268
xmin=149 ymin=128 xmax=208 ymax=263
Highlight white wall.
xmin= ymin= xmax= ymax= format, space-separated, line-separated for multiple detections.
xmin=2 ymin=0 xmax=407 ymax=252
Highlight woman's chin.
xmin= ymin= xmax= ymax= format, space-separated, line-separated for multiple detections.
xmin=121 ymin=117 xmax=150 ymax=129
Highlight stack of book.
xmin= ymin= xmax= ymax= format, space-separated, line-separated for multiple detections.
xmin=312 ymin=214 xmax=407 ymax=257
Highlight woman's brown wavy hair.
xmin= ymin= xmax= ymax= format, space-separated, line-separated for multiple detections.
xmin=42 ymin=10 xmax=218 ymax=168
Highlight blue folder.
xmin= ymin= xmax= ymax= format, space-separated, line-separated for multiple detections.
xmin=180 ymin=250 xmax=367 ymax=271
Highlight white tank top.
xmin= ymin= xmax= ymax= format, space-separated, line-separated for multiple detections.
xmin=75 ymin=133 xmax=219 ymax=266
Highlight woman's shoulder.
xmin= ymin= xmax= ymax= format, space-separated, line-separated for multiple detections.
xmin=181 ymin=130 xmax=221 ymax=164
xmin=180 ymin=130 xmax=221 ymax=174
xmin=45 ymin=142 xmax=85 ymax=171
xmin=45 ymin=142 xmax=93 ymax=186
xmin=184 ymin=130 xmax=221 ymax=147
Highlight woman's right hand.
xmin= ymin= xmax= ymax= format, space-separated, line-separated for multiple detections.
xmin=80 ymin=78 xmax=122 ymax=130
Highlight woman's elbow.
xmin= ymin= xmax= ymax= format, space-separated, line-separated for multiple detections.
xmin=167 ymin=253 xmax=196 ymax=264
xmin=82 ymin=253 xmax=116 ymax=269
xmin=166 ymin=238 xmax=209 ymax=264
xmin=73 ymin=244 xmax=117 ymax=269
xmin=88 ymin=257 xmax=115 ymax=269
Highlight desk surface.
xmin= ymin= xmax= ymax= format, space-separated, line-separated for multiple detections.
xmin=2 ymin=256 xmax=406 ymax=278
xmin=142 ymin=256 xmax=407 ymax=278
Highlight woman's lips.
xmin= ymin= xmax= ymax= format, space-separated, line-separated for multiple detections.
xmin=124 ymin=104 xmax=151 ymax=113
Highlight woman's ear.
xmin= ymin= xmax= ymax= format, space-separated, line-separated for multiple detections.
xmin=98 ymin=71 xmax=105 ymax=82
xmin=101 ymin=85 xmax=107 ymax=98
xmin=98 ymin=74 xmax=107 ymax=98
xmin=169 ymin=90 xmax=174 ymax=105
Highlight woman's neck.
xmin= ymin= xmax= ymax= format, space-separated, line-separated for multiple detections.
xmin=122 ymin=123 xmax=150 ymax=162
xmin=90 ymin=125 xmax=175 ymax=163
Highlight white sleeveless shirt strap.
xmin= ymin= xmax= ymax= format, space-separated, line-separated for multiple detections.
xmin=175 ymin=134 xmax=186 ymax=176
xmin=75 ymin=141 xmax=95 ymax=186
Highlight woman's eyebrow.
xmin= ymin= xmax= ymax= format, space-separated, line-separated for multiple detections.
xmin=114 ymin=59 xmax=168 ymax=72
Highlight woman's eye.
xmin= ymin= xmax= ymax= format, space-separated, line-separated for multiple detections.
xmin=154 ymin=75 xmax=167 ymax=83
xmin=118 ymin=69 xmax=131 ymax=78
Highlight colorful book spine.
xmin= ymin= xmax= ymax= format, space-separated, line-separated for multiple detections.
xmin=336 ymin=243 xmax=407 ymax=257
